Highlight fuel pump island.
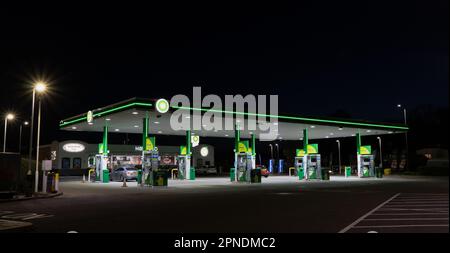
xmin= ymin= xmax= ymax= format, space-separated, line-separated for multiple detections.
xmin=231 ymin=125 xmax=261 ymax=183
xmin=294 ymin=129 xmax=323 ymax=180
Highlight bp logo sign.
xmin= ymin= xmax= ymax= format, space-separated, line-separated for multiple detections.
xmin=191 ymin=135 xmax=200 ymax=147
xmin=156 ymin=98 xmax=169 ymax=113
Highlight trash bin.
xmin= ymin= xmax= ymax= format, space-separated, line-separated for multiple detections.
xmin=321 ymin=169 xmax=330 ymax=180
xmin=375 ymin=167 xmax=383 ymax=178
xmin=345 ymin=166 xmax=351 ymax=177
xmin=137 ymin=169 xmax=142 ymax=184
xmin=250 ymin=168 xmax=261 ymax=183
xmin=152 ymin=170 xmax=168 ymax=186
xmin=102 ymin=170 xmax=110 ymax=183
xmin=230 ymin=168 xmax=235 ymax=182
xmin=190 ymin=167 xmax=196 ymax=180
xmin=384 ymin=168 xmax=391 ymax=176
xmin=298 ymin=167 xmax=304 ymax=180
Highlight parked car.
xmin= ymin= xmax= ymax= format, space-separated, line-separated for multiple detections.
xmin=111 ymin=167 xmax=138 ymax=181
xmin=196 ymin=166 xmax=217 ymax=175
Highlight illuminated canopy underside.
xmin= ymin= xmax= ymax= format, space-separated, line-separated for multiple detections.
xmin=59 ymin=98 xmax=408 ymax=140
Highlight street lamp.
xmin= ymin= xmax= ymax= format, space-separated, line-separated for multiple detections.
xmin=19 ymin=121 xmax=29 ymax=154
xmin=28 ymin=82 xmax=47 ymax=193
xmin=377 ymin=137 xmax=383 ymax=169
xmin=336 ymin=140 xmax=341 ymax=175
xmin=269 ymin=144 xmax=274 ymax=159
xmin=275 ymin=143 xmax=280 ymax=160
xmin=3 ymin=113 xmax=15 ymax=152
xmin=397 ymin=104 xmax=408 ymax=170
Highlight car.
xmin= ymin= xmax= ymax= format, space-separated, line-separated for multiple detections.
xmin=111 ymin=167 xmax=138 ymax=181
xmin=195 ymin=166 xmax=217 ymax=175
xmin=257 ymin=165 xmax=270 ymax=178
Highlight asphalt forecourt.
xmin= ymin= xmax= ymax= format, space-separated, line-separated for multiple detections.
xmin=1 ymin=175 xmax=446 ymax=233
xmin=339 ymin=193 xmax=449 ymax=233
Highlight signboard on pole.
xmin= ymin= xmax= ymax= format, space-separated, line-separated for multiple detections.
xmin=360 ymin=145 xmax=372 ymax=155
xmin=307 ymin=144 xmax=319 ymax=154
xmin=145 ymin=137 xmax=156 ymax=151
xmin=238 ymin=141 xmax=249 ymax=153
xmin=191 ymin=135 xmax=200 ymax=147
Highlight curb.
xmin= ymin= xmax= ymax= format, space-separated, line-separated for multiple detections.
xmin=0 ymin=192 xmax=63 ymax=203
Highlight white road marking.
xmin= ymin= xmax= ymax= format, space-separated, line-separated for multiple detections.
xmin=364 ymin=218 xmax=448 ymax=221
xmin=0 ymin=219 xmax=32 ymax=231
xmin=370 ymin=213 xmax=448 ymax=216
xmin=338 ymin=193 xmax=400 ymax=233
xmin=340 ymin=193 xmax=449 ymax=233
xmin=353 ymin=224 xmax=449 ymax=228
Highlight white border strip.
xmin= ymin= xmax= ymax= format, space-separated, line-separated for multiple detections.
xmin=338 ymin=193 xmax=401 ymax=233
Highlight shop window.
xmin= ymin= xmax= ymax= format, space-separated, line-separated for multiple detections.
xmin=73 ymin=158 xmax=82 ymax=169
xmin=62 ymin=158 xmax=71 ymax=169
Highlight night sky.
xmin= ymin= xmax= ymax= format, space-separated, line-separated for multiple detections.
xmin=0 ymin=1 xmax=448 ymax=148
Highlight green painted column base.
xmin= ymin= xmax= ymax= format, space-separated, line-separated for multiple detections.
xmin=102 ymin=170 xmax=110 ymax=183
xmin=189 ymin=167 xmax=195 ymax=180
xmin=230 ymin=168 xmax=235 ymax=182
xmin=298 ymin=168 xmax=304 ymax=180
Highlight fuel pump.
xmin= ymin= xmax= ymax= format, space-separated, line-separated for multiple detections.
xmin=142 ymin=148 xmax=160 ymax=186
xmin=357 ymin=147 xmax=374 ymax=178
xmin=236 ymin=153 xmax=253 ymax=182
xmin=294 ymin=149 xmax=306 ymax=180
xmin=305 ymin=154 xmax=321 ymax=180
xmin=95 ymin=154 xmax=108 ymax=182
xmin=357 ymin=145 xmax=375 ymax=178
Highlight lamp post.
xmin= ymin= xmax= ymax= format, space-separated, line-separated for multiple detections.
xmin=3 ymin=113 xmax=15 ymax=152
xmin=275 ymin=143 xmax=279 ymax=160
xmin=397 ymin=104 xmax=409 ymax=170
xmin=377 ymin=136 xmax=383 ymax=169
xmin=28 ymin=82 xmax=47 ymax=193
xmin=336 ymin=140 xmax=341 ymax=175
xmin=19 ymin=121 xmax=29 ymax=154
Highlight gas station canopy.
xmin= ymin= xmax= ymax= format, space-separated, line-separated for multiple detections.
xmin=59 ymin=97 xmax=408 ymax=140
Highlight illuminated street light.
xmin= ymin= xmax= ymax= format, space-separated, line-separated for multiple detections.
xmin=3 ymin=113 xmax=15 ymax=152
xmin=28 ymin=82 xmax=48 ymax=193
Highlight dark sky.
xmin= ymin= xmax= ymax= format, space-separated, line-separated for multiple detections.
xmin=0 ymin=1 xmax=448 ymax=146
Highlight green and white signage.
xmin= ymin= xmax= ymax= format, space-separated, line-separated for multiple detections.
xmin=191 ymin=135 xmax=200 ymax=147
xmin=155 ymin=98 xmax=169 ymax=113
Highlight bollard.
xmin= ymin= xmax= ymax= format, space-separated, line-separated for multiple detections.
xmin=82 ymin=174 xmax=86 ymax=183
xmin=122 ymin=177 xmax=128 ymax=187
xmin=42 ymin=172 xmax=47 ymax=193
xmin=54 ymin=173 xmax=59 ymax=192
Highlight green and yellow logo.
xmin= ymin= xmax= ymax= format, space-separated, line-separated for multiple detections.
xmin=155 ymin=98 xmax=169 ymax=113
xmin=180 ymin=145 xmax=187 ymax=155
xmin=146 ymin=137 xmax=156 ymax=151
xmin=296 ymin=149 xmax=306 ymax=157
xmin=307 ymin=144 xmax=319 ymax=154
xmin=360 ymin=145 xmax=371 ymax=155
xmin=238 ymin=141 xmax=249 ymax=153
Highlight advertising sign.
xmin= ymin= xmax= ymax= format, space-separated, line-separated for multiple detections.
xmin=145 ymin=137 xmax=156 ymax=151
xmin=360 ymin=145 xmax=372 ymax=155
xmin=238 ymin=141 xmax=249 ymax=153
xmin=180 ymin=146 xmax=187 ymax=155
xmin=191 ymin=135 xmax=200 ymax=147
xmin=307 ymin=144 xmax=319 ymax=154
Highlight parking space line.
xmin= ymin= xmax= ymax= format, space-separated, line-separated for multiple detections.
xmin=353 ymin=224 xmax=449 ymax=229
xmin=338 ymin=193 xmax=400 ymax=233
xmin=364 ymin=218 xmax=448 ymax=221
xmin=370 ymin=213 xmax=448 ymax=216
xmin=339 ymin=193 xmax=449 ymax=233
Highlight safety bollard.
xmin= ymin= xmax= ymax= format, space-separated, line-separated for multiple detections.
xmin=54 ymin=173 xmax=59 ymax=192
xmin=122 ymin=177 xmax=128 ymax=187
